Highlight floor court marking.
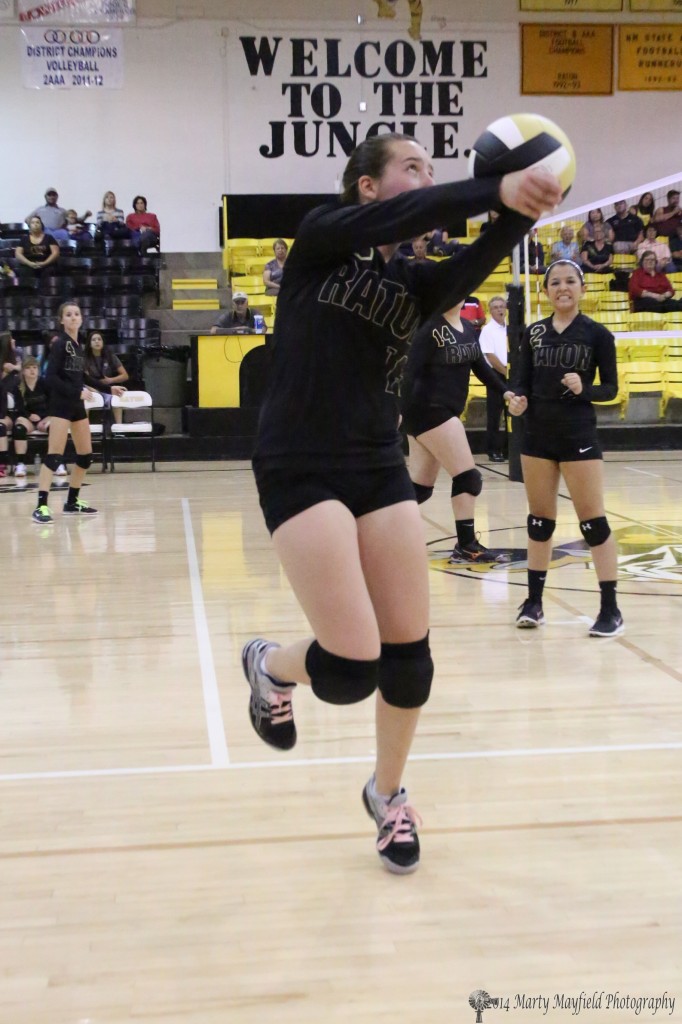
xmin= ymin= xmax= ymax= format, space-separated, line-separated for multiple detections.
xmin=1 ymin=739 xmax=681 ymax=784
xmin=182 ymin=496 xmax=230 ymax=768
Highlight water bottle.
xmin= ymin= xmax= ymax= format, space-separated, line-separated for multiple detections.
xmin=253 ymin=313 xmax=265 ymax=334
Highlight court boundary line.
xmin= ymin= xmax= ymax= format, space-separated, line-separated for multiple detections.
xmin=182 ymin=496 xmax=230 ymax=767
xmin=1 ymin=739 xmax=681 ymax=783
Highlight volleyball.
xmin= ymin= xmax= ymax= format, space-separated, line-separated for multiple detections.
xmin=468 ymin=113 xmax=576 ymax=200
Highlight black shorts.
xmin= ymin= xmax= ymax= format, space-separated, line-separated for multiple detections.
xmin=522 ymin=423 xmax=602 ymax=463
xmin=402 ymin=403 xmax=460 ymax=437
xmin=48 ymin=399 xmax=87 ymax=423
xmin=253 ymin=461 xmax=416 ymax=535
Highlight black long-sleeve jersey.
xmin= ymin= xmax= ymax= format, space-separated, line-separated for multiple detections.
xmin=45 ymin=331 xmax=85 ymax=404
xmin=513 ymin=313 xmax=618 ymax=426
xmin=10 ymin=378 xmax=49 ymax=419
xmin=253 ymin=178 xmax=533 ymax=470
xmin=402 ymin=314 xmax=507 ymax=424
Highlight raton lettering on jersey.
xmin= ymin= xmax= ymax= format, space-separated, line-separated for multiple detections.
xmin=515 ymin=313 xmax=618 ymax=413
xmin=254 ymin=176 xmax=534 ymax=471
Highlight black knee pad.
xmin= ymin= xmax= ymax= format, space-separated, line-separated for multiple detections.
xmin=412 ymin=482 xmax=434 ymax=505
xmin=527 ymin=514 xmax=556 ymax=542
xmin=305 ymin=641 xmax=379 ymax=706
xmin=75 ymin=452 xmax=93 ymax=469
xmin=579 ymin=516 xmax=611 ymax=547
xmin=379 ymin=635 xmax=433 ymax=709
xmin=12 ymin=423 xmax=27 ymax=441
xmin=451 ymin=468 xmax=482 ymax=498
xmin=44 ymin=453 xmax=62 ymax=471
xmin=0 ymin=423 xmax=6 ymax=438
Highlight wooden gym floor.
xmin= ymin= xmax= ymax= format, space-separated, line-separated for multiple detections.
xmin=1 ymin=453 xmax=680 ymax=1023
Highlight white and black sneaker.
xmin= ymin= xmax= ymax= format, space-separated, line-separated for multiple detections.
xmin=362 ymin=774 xmax=421 ymax=875
xmin=589 ymin=610 xmax=624 ymax=638
xmin=516 ymin=599 xmax=545 ymax=628
xmin=242 ymin=638 xmax=297 ymax=750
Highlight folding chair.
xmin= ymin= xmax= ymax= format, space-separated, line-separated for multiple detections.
xmin=109 ymin=391 xmax=155 ymax=471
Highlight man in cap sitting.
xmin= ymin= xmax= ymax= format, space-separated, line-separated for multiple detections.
xmin=210 ymin=291 xmax=256 ymax=333
xmin=26 ymin=188 xmax=91 ymax=233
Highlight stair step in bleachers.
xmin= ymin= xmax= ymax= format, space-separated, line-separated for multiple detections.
xmin=171 ymin=278 xmax=218 ymax=290
xmin=172 ymin=297 xmax=220 ymax=311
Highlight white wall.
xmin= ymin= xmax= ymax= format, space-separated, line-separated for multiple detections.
xmin=1 ymin=0 xmax=680 ymax=251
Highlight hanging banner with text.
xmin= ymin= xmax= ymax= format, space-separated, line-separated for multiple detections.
xmin=520 ymin=0 xmax=622 ymax=10
xmin=521 ymin=24 xmax=614 ymax=94
xmin=619 ymin=23 xmax=682 ymax=89
xmin=18 ymin=0 xmax=133 ymax=24
xmin=21 ymin=26 xmax=124 ymax=87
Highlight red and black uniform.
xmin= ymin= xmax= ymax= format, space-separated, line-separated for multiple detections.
xmin=513 ymin=313 xmax=618 ymax=462
xmin=401 ymin=315 xmax=507 ymax=436
xmin=252 ymin=178 xmax=533 ymax=534
xmin=45 ymin=332 xmax=87 ymax=422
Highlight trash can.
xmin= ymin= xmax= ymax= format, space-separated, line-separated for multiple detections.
xmin=143 ymin=347 xmax=189 ymax=407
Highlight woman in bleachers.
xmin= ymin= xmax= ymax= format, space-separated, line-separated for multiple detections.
xmin=14 ymin=216 xmax=60 ymax=277
xmin=83 ymin=330 xmax=128 ymax=423
xmin=579 ymin=208 xmax=611 ymax=244
xmin=262 ymin=238 xmax=288 ymax=295
xmin=628 ymin=250 xmax=682 ymax=313
xmin=631 ymin=191 xmax=655 ymax=227
xmin=635 ymin=223 xmax=676 ymax=273
xmin=8 ymin=355 xmax=50 ymax=477
xmin=580 ymin=223 xmax=614 ymax=274
xmin=96 ymin=191 xmax=130 ymax=240
xmin=126 ymin=196 xmax=160 ymax=254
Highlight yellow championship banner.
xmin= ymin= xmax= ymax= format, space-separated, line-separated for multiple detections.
xmin=629 ymin=1 xmax=682 ymax=9
xmin=520 ymin=0 xmax=622 ymax=10
xmin=619 ymin=24 xmax=682 ymax=89
xmin=521 ymin=24 xmax=614 ymax=94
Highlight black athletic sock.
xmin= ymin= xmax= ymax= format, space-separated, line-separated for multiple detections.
xmin=599 ymin=580 xmax=618 ymax=613
xmin=38 ymin=490 xmax=49 ymax=508
xmin=456 ymin=518 xmax=476 ymax=547
xmin=528 ymin=569 xmax=547 ymax=603
xmin=67 ymin=486 xmax=80 ymax=506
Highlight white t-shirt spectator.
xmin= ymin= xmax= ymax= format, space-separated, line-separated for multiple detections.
xmin=479 ymin=318 xmax=508 ymax=372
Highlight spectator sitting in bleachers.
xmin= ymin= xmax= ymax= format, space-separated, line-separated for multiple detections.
xmin=628 ymin=250 xmax=682 ymax=313
xmin=8 ymin=355 xmax=50 ymax=477
xmin=96 ymin=191 xmax=131 ymax=240
xmin=631 ymin=191 xmax=655 ymax=227
xmin=26 ymin=188 xmax=91 ymax=233
xmin=608 ymin=199 xmax=644 ymax=254
xmin=550 ymin=225 xmax=580 ymax=263
xmin=580 ymin=224 xmax=614 ymax=274
xmin=262 ymin=239 xmax=288 ymax=295
xmin=478 ymin=210 xmax=499 ymax=234
xmin=635 ymin=223 xmax=676 ymax=273
xmin=460 ymin=294 xmax=486 ymax=332
xmin=210 ymin=292 xmax=255 ymax=333
xmin=83 ymin=331 xmax=129 ymax=423
xmin=126 ymin=196 xmax=160 ymax=253
xmin=410 ymin=236 xmax=431 ymax=263
xmin=579 ymin=208 xmax=612 ymax=244
xmin=15 ymin=217 xmax=60 ymax=276
xmin=52 ymin=209 xmax=92 ymax=245
xmin=653 ymin=189 xmax=682 ymax=238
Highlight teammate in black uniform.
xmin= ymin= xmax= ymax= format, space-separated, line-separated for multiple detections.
xmin=8 ymin=356 xmax=50 ymax=477
xmin=32 ymin=301 xmax=99 ymax=524
xmin=403 ymin=299 xmax=514 ymax=563
xmin=242 ymin=133 xmax=562 ymax=873
xmin=508 ymin=259 xmax=623 ymax=637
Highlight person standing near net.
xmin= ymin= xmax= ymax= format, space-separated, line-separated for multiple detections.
xmin=241 ymin=133 xmax=562 ymax=873
xmin=508 ymin=259 xmax=623 ymax=637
